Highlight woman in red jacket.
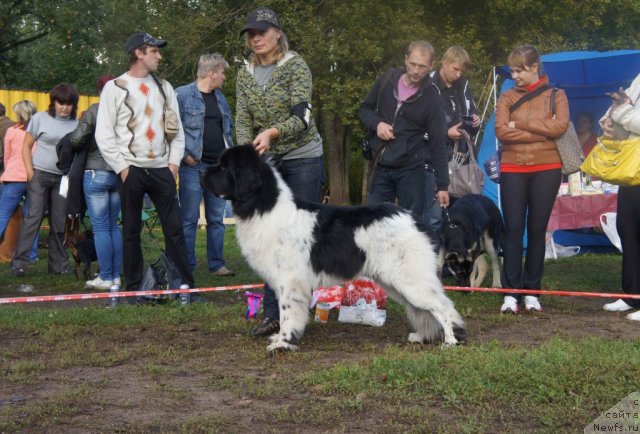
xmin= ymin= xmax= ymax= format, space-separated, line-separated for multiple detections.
xmin=495 ymin=45 xmax=569 ymax=314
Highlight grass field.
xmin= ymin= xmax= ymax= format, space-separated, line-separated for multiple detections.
xmin=1 ymin=227 xmax=639 ymax=433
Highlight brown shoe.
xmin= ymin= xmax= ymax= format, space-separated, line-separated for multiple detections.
xmin=210 ymin=266 xmax=235 ymax=277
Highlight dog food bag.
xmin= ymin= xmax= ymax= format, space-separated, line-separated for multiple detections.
xmin=342 ymin=279 xmax=387 ymax=309
xmin=310 ymin=285 xmax=345 ymax=309
xmin=338 ymin=299 xmax=386 ymax=327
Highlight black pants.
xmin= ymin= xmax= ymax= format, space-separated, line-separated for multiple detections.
xmin=500 ymin=169 xmax=561 ymax=299
xmin=119 ymin=166 xmax=194 ymax=291
xmin=617 ymin=185 xmax=640 ymax=308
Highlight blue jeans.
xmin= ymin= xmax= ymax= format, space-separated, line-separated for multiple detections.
xmin=423 ymin=169 xmax=443 ymax=249
xmin=179 ymin=161 xmax=227 ymax=272
xmin=0 ymin=182 xmax=37 ymax=260
xmin=366 ymin=165 xmax=426 ymax=217
xmin=84 ymin=170 xmax=122 ymax=281
xmin=263 ymin=156 xmax=325 ymax=319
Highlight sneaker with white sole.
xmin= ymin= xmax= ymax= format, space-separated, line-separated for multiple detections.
xmin=603 ymin=299 xmax=633 ymax=312
xmin=85 ymin=276 xmax=113 ymax=290
xmin=114 ymin=278 xmax=121 ymax=286
xmin=500 ymin=296 xmax=519 ymax=314
xmin=524 ymin=296 xmax=542 ymax=312
xmin=626 ymin=310 xmax=640 ymax=321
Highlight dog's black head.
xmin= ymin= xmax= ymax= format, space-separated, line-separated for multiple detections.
xmin=200 ymin=145 xmax=279 ymax=218
xmin=441 ymin=222 xmax=482 ymax=285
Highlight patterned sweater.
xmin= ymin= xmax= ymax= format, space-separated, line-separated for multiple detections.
xmin=235 ymin=52 xmax=320 ymax=156
xmin=95 ymin=72 xmax=185 ymax=174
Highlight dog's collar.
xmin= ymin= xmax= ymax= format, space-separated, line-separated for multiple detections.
xmin=442 ymin=207 xmax=461 ymax=229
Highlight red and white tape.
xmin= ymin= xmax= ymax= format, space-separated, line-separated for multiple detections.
xmin=1 ymin=283 xmax=639 ymax=305
xmin=0 ymin=283 xmax=265 ymax=305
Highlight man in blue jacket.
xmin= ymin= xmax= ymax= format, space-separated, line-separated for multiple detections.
xmin=176 ymin=53 xmax=235 ymax=277
xmin=360 ymin=40 xmax=449 ymax=218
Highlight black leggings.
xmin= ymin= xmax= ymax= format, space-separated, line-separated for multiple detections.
xmin=500 ymin=169 xmax=562 ymax=298
xmin=617 ymin=185 xmax=640 ymax=308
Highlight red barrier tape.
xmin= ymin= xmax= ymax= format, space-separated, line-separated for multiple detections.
xmin=0 ymin=284 xmax=265 ymax=305
xmin=444 ymin=286 xmax=640 ymax=299
xmin=1 ymin=283 xmax=639 ymax=305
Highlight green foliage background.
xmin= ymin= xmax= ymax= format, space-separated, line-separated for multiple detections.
xmin=2 ymin=0 xmax=640 ymax=202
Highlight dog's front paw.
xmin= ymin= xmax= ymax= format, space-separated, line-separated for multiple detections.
xmin=267 ymin=333 xmax=283 ymax=344
xmin=267 ymin=341 xmax=299 ymax=354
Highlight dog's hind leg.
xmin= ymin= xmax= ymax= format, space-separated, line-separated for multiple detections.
xmin=483 ymin=231 xmax=502 ymax=288
xmin=382 ymin=283 xmax=464 ymax=346
xmin=266 ymin=283 xmax=311 ymax=353
xmin=405 ymin=305 xmax=443 ymax=344
xmin=470 ymin=255 xmax=488 ymax=287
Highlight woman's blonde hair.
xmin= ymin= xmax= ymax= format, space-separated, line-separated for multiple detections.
xmin=508 ymin=45 xmax=543 ymax=74
xmin=245 ymin=29 xmax=289 ymax=65
xmin=12 ymin=100 xmax=37 ymax=126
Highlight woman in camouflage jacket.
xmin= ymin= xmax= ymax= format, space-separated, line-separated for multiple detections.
xmin=237 ymin=7 xmax=324 ymax=338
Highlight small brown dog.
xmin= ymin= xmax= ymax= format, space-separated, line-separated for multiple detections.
xmin=606 ymin=87 xmax=631 ymax=140
xmin=64 ymin=217 xmax=98 ymax=280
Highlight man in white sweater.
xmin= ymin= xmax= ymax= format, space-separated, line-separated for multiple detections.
xmin=96 ymin=32 xmax=194 ymax=299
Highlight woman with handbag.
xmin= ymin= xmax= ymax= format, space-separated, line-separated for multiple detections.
xmin=600 ymin=72 xmax=640 ymax=321
xmin=495 ymin=45 xmax=570 ymax=314
xmin=236 ymin=8 xmax=324 ymax=337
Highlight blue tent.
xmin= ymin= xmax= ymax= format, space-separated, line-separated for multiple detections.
xmin=477 ymin=50 xmax=640 ymax=250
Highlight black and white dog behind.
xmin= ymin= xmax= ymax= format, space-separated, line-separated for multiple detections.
xmin=438 ymin=194 xmax=504 ymax=288
xmin=200 ymin=145 xmax=465 ymax=352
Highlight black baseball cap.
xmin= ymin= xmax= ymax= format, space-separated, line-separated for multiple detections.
xmin=125 ymin=32 xmax=167 ymax=53
xmin=240 ymin=8 xmax=280 ymax=35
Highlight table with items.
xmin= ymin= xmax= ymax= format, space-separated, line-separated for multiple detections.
xmin=545 ymin=174 xmax=618 ymax=258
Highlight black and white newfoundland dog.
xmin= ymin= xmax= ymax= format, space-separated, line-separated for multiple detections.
xmin=438 ymin=194 xmax=504 ymax=288
xmin=200 ymin=145 xmax=465 ymax=352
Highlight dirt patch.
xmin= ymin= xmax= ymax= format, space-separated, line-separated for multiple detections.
xmin=1 ymin=292 xmax=637 ymax=432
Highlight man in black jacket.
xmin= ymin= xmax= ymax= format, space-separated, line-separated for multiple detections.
xmin=360 ymin=40 xmax=449 ymax=218
xmin=425 ymin=46 xmax=481 ymax=247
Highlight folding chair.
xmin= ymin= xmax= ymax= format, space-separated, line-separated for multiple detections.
xmin=141 ymin=194 xmax=159 ymax=237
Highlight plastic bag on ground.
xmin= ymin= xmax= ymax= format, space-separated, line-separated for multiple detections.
xmin=600 ymin=212 xmax=622 ymax=252
xmin=311 ymin=285 xmax=345 ymax=309
xmin=338 ymin=299 xmax=386 ymax=327
xmin=343 ymin=278 xmax=387 ymax=309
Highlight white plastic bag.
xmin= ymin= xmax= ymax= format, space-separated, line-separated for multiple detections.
xmin=59 ymin=175 xmax=69 ymax=198
xmin=600 ymin=212 xmax=622 ymax=252
xmin=545 ymin=237 xmax=580 ymax=260
xmin=338 ymin=299 xmax=386 ymax=327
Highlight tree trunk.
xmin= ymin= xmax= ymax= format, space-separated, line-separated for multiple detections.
xmin=322 ymin=112 xmax=350 ymax=204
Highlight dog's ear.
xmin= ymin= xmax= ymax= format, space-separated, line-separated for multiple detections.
xmin=229 ymin=145 xmax=264 ymax=200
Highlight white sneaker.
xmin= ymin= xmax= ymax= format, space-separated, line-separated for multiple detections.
xmin=500 ymin=296 xmax=519 ymax=314
xmin=626 ymin=310 xmax=640 ymax=321
xmin=113 ymin=278 xmax=121 ymax=286
xmin=85 ymin=277 xmax=113 ymax=290
xmin=524 ymin=296 xmax=542 ymax=312
xmin=603 ymin=299 xmax=632 ymax=312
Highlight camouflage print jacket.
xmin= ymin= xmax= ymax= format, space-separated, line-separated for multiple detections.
xmin=235 ymin=52 xmax=319 ymax=156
